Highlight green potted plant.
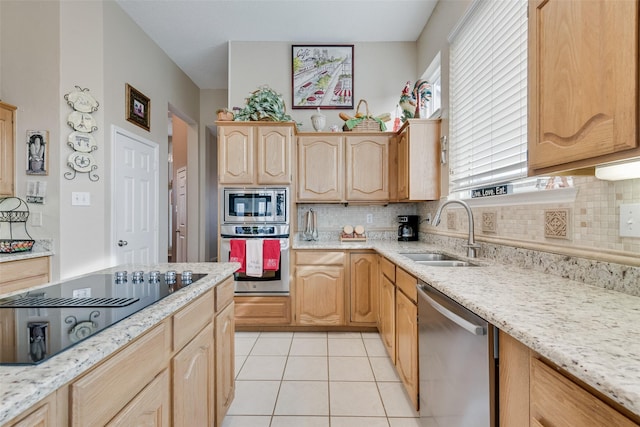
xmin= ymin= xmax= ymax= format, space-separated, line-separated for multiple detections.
xmin=233 ymin=86 xmax=294 ymax=122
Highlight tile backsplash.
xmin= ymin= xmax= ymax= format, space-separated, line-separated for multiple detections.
xmin=420 ymin=176 xmax=640 ymax=258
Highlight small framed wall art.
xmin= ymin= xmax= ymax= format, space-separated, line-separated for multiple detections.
xmin=26 ymin=130 xmax=48 ymax=175
xmin=125 ymin=83 xmax=150 ymax=131
xmin=291 ymin=44 xmax=354 ymax=109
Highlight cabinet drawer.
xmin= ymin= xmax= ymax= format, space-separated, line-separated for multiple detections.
xmin=380 ymin=257 xmax=395 ymax=282
xmin=296 ymin=251 xmax=345 ymax=265
xmin=530 ymin=357 xmax=638 ymax=427
xmin=235 ymin=296 xmax=291 ymax=325
xmin=396 ymin=268 xmax=417 ymax=303
xmin=215 ymin=276 xmax=234 ymax=312
xmin=173 ymin=290 xmax=214 ymax=351
xmin=0 ymin=257 xmax=49 ymax=294
xmin=71 ymin=322 xmax=171 ymax=427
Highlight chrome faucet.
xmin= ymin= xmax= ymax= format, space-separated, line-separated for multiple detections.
xmin=432 ymin=200 xmax=481 ymax=258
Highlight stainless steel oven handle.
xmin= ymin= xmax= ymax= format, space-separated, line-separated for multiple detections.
xmin=417 ymin=285 xmax=486 ymax=336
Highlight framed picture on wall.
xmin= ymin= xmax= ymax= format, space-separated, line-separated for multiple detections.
xmin=26 ymin=130 xmax=48 ymax=175
xmin=291 ymin=44 xmax=354 ymax=109
xmin=126 ymin=83 xmax=150 ymax=131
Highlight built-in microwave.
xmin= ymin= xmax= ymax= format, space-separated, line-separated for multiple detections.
xmin=223 ymin=188 xmax=289 ymax=224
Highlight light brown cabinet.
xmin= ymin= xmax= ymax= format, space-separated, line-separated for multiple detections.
xmin=294 ymin=251 xmax=346 ymax=326
xmin=235 ymin=296 xmax=291 ymax=326
xmin=378 ymin=256 xmax=396 ymax=363
xmin=297 ymin=133 xmax=390 ymax=203
xmin=349 ymin=252 xmax=378 ymax=325
xmin=0 ymin=256 xmax=50 ymax=295
xmin=396 ymin=119 xmax=440 ymax=201
xmin=6 ymin=392 xmax=58 ymax=427
xmin=218 ymin=122 xmax=294 ymax=185
xmin=0 ymin=102 xmax=16 ymax=197
xmin=527 ymin=0 xmax=640 ymax=175
xmin=173 ymin=323 xmax=215 ymax=426
xmin=499 ymin=330 xmax=640 ymax=427
xmin=395 ymin=289 xmax=418 ymax=409
xmin=107 ymin=370 xmax=170 ymax=427
xmin=215 ymin=299 xmax=235 ymax=426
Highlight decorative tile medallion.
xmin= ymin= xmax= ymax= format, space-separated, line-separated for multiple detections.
xmin=447 ymin=212 xmax=456 ymax=230
xmin=482 ymin=211 xmax=497 ymax=233
xmin=545 ymin=209 xmax=570 ymax=239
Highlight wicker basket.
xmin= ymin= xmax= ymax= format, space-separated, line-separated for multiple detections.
xmin=350 ymin=100 xmax=383 ymax=132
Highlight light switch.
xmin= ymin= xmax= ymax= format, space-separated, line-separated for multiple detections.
xmin=619 ymin=203 xmax=640 ymax=238
xmin=30 ymin=212 xmax=42 ymax=227
xmin=71 ymin=192 xmax=91 ymax=206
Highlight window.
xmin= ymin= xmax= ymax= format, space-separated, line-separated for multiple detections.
xmin=448 ymin=0 xmax=528 ymax=197
xmin=423 ymin=52 xmax=441 ymax=119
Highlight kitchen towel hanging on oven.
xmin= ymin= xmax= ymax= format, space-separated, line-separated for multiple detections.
xmin=230 ymin=239 xmax=246 ymax=272
xmin=245 ymin=240 xmax=263 ymax=277
xmin=263 ymin=240 xmax=280 ymax=271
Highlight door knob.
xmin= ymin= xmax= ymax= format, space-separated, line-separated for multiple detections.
xmin=118 ymin=240 xmax=128 ymax=247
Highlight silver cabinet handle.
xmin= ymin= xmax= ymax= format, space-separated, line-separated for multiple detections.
xmin=417 ymin=285 xmax=486 ymax=336
xmin=118 ymin=240 xmax=128 ymax=247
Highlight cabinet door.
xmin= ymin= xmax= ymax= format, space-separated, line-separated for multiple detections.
xmin=257 ymin=126 xmax=292 ymax=184
xmin=349 ymin=253 xmax=378 ymax=325
xmin=297 ymin=135 xmax=344 ymax=202
xmin=8 ymin=393 xmax=56 ymax=427
xmin=295 ymin=265 xmax=345 ymax=325
xmin=397 ymin=130 xmax=409 ymax=200
xmin=107 ymin=370 xmax=170 ymax=427
xmin=215 ymin=302 xmax=235 ymax=427
xmin=395 ymin=290 xmax=418 ymax=410
xmin=345 ymin=135 xmax=389 ymax=201
xmin=528 ymin=0 xmax=639 ymax=174
xmin=173 ymin=323 xmax=215 ymax=427
xmin=379 ymin=274 xmax=396 ymax=363
xmin=218 ymin=125 xmax=255 ymax=184
xmin=0 ymin=102 xmax=16 ymax=197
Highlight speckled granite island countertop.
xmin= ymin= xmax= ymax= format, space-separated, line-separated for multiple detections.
xmin=0 ymin=262 xmax=238 ymax=426
xmin=295 ymin=239 xmax=640 ymax=418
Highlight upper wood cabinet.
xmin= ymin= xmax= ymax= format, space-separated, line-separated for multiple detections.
xmin=218 ymin=122 xmax=294 ymax=185
xmin=0 ymin=102 xmax=16 ymax=197
xmin=528 ymin=0 xmax=640 ymax=175
xmin=395 ymin=119 xmax=440 ymax=201
xmin=297 ymin=132 xmax=390 ymax=203
xmin=297 ymin=135 xmax=344 ymax=202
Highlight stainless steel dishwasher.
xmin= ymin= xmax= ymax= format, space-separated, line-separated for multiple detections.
xmin=417 ymin=281 xmax=498 ymax=427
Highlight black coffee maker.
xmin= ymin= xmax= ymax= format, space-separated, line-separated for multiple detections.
xmin=398 ymin=215 xmax=420 ymax=241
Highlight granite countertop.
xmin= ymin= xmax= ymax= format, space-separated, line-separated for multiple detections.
xmin=294 ymin=239 xmax=640 ymax=417
xmin=0 ymin=262 xmax=238 ymax=426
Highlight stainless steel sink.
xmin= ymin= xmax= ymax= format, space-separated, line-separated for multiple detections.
xmin=399 ymin=252 xmax=478 ymax=267
xmin=399 ymin=252 xmax=458 ymax=262
xmin=415 ymin=260 xmax=477 ymax=267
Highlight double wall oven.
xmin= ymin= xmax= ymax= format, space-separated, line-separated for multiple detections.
xmin=220 ymin=188 xmax=290 ymax=295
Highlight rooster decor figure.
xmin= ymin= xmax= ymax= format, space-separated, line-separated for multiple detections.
xmin=398 ymin=80 xmax=432 ymax=122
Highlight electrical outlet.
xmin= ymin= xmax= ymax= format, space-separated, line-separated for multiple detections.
xmin=72 ymin=288 xmax=91 ymax=298
xmin=619 ymin=203 xmax=640 ymax=238
xmin=366 ymin=213 xmax=373 ymax=224
xmin=425 ymin=213 xmax=432 ymax=224
xmin=30 ymin=212 xmax=42 ymax=227
xmin=71 ymin=192 xmax=91 ymax=206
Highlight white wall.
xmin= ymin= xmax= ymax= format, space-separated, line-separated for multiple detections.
xmin=1 ymin=1 xmax=201 ymax=280
xmin=228 ymin=41 xmax=418 ymax=132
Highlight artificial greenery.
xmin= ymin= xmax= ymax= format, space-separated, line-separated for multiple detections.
xmin=233 ymin=86 xmax=293 ymax=122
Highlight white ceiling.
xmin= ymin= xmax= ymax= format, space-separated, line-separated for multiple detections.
xmin=115 ymin=0 xmax=438 ymax=90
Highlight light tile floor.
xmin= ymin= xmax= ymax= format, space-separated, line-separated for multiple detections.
xmin=223 ymin=331 xmax=420 ymax=427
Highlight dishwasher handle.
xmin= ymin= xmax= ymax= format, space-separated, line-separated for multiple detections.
xmin=417 ymin=285 xmax=486 ymax=336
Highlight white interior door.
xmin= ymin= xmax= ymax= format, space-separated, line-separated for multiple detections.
xmin=113 ymin=126 xmax=159 ymax=265
xmin=175 ymin=166 xmax=187 ymax=262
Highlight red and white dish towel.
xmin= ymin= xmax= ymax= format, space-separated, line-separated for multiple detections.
xmin=229 ymin=239 xmax=281 ymax=276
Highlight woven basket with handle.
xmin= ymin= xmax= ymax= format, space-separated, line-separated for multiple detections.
xmin=350 ymin=99 xmax=382 ymax=132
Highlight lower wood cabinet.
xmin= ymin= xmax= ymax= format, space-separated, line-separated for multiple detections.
xmin=499 ymin=330 xmax=640 ymax=427
xmin=0 ymin=256 xmax=50 ymax=295
xmin=349 ymin=252 xmax=378 ymax=325
xmin=215 ymin=301 xmax=235 ymax=427
xmin=294 ymin=251 xmax=346 ymax=326
xmin=107 ymin=369 xmax=170 ymax=427
xmin=395 ymin=283 xmax=418 ymax=410
xmin=173 ymin=323 xmax=215 ymax=426
xmin=6 ymin=392 xmax=58 ymax=427
xmin=379 ymin=266 xmax=396 ymax=363
xmin=235 ymin=296 xmax=291 ymax=326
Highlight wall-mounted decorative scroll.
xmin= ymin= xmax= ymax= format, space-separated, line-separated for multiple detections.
xmin=64 ymin=86 xmax=99 ymax=181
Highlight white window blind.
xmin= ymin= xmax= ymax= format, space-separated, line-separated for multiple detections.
xmin=449 ymin=0 xmax=528 ymax=194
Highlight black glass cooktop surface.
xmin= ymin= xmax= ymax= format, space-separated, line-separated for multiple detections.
xmin=0 ymin=271 xmax=206 ymax=365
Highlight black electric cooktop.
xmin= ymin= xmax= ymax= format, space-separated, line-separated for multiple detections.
xmin=0 ymin=270 xmax=206 ymax=365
